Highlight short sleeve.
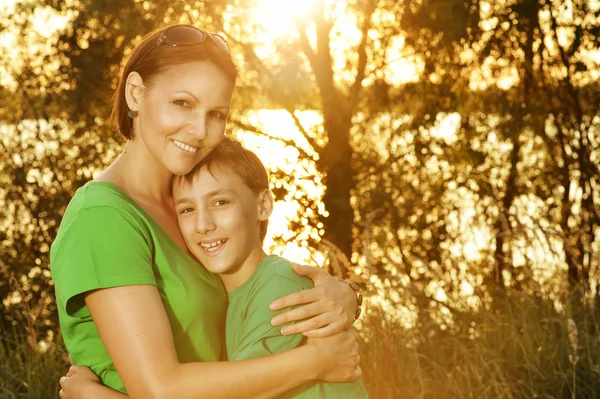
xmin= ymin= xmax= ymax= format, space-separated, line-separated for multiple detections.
xmin=51 ymin=206 xmax=157 ymax=318
xmin=229 ymin=276 xmax=307 ymax=361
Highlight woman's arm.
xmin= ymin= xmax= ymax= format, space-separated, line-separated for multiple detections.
xmin=270 ymin=263 xmax=360 ymax=337
xmin=81 ymin=284 xmax=360 ymax=399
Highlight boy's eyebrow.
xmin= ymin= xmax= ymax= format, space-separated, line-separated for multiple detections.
xmin=174 ymin=189 xmax=235 ymax=206
xmin=175 ymin=196 xmax=193 ymax=206
xmin=206 ymin=188 xmax=236 ymax=197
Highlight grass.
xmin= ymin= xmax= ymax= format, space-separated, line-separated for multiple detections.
xmin=1 ymin=290 xmax=599 ymax=398
xmin=0 ymin=326 xmax=68 ymax=399
xmin=357 ymin=290 xmax=600 ymax=398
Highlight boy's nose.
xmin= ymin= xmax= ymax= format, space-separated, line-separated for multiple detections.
xmin=195 ymin=213 xmax=216 ymax=235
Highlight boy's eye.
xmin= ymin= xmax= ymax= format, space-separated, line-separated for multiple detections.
xmin=174 ymin=100 xmax=191 ymax=108
xmin=209 ymin=110 xmax=227 ymax=120
xmin=179 ymin=207 xmax=194 ymax=214
xmin=214 ymin=200 xmax=229 ymax=207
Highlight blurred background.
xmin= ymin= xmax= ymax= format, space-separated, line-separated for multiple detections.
xmin=1 ymin=0 xmax=600 ymax=397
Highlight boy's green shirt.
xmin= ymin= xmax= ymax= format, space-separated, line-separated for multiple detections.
xmin=226 ymin=255 xmax=368 ymax=398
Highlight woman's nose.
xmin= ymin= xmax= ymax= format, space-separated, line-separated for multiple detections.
xmin=187 ymin=115 xmax=207 ymax=140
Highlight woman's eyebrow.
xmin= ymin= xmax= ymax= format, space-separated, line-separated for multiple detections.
xmin=175 ymin=90 xmax=200 ymax=103
xmin=175 ymin=90 xmax=230 ymax=110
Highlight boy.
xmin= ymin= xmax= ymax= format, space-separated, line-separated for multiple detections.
xmin=60 ymin=136 xmax=368 ymax=398
xmin=172 ymin=136 xmax=368 ymax=398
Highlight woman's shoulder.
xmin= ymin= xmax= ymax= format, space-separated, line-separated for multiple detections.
xmin=56 ymin=182 xmax=152 ymax=240
xmin=64 ymin=182 xmax=145 ymax=220
xmin=70 ymin=181 xmax=136 ymax=210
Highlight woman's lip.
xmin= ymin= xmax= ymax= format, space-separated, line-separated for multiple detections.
xmin=172 ymin=138 xmax=200 ymax=148
xmin=171 ymin=139 xmax=200 ymax=155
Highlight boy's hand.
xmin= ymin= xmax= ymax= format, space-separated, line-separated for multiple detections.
xmin=269 ymin=263 xmax=357 ymax=337
xmin=59 ymin=365 xmax=101 ymax=399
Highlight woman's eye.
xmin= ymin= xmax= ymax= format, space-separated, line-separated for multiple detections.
xmin=174 ymin=100 xmax=191 ymax=108
xmin=179 ymin=207 xmax=194 ymax=214
xmin=209 ymin=111 xmax=227 ymax=120
xmin=214 ymin=200 xmax=229 ymax=207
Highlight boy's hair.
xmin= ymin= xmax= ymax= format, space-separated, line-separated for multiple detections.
xmin=179 ymin=136 xmax=271 ymax=242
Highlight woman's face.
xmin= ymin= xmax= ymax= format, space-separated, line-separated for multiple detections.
xmin=131 ymin=61 xmax=235 ymax=176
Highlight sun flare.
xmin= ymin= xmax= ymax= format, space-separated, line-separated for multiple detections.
xmin=251 ymin=0 xmax=317 ymax=38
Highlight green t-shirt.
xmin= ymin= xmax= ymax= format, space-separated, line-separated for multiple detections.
xmin=226 ymin=255 xmax=368 ymax=399
xmin=51 ymin=182 xmax=227 ymax=393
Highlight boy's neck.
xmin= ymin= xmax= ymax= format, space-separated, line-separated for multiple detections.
xmin=220 ymin=246 xmax=267 ymax=293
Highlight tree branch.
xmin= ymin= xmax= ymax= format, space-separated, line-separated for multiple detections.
xmin=295 ymin=4 xmax=336 ymax=106
xmin=225 ymin=35 xmax=322 ymax=154
xmin=229 ymin=117 xmax=314 ymax=161
xmin=349 ymin=0 xmax=378 ymax=110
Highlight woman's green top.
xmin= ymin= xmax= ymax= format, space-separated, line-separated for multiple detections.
xmin=51 ymin=182 xmax=227 ymax=393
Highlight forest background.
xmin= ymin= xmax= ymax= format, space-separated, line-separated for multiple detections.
xmin=1 ymin=0 xmax=600 ymax=398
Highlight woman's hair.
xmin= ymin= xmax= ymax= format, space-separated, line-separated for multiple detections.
xmin=110 ymin=24 xmax=238 ymax=139
xmin=177 ymin=136 xmax=271 ymax=243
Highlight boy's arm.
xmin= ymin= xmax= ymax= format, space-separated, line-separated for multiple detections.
xmin=230 ymin=275 xmax=310 ymax=361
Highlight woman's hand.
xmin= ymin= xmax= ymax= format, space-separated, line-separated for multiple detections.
xmin=59 ymin=365 xmax=101 ymax=399
xmin=269 ymin=264 xmax=359 ymax=337
xmin=307 ymin=329 xmax=362 ymax=382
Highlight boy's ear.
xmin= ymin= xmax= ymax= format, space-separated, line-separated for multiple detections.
xmin=125 ymin=71 xmax=146 ymax=113
xmin=257 ymin=190 xmax=274 ymax=221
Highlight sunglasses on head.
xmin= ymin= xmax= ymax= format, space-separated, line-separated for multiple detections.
xmin=156 ymin=25 xmax=230 ymax=53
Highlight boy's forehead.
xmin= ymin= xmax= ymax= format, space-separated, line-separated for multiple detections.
xmin=173 ymin=165 xmax=243 ymax=197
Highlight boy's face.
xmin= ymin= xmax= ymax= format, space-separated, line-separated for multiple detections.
xmin=173 ymin=166 xmax=271 ymax=276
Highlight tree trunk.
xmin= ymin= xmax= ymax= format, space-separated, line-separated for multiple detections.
xmin=494 ymin=136 xmax=519 ymax=288
xmin=318 ymin=102 xmax=355 ymax=263
xmin=321 ymin=142 xmax=355 ymax=264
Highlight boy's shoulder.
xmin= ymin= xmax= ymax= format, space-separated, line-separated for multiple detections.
xmin=254 ymin=255 xmax=313 ymax=291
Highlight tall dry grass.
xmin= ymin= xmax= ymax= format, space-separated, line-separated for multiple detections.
xmin=2 ymin=247 xmax=600 ymax=398
xmin=0 ymin=327 xmax=68 ymax=399
xmin=3 ymin=288 xmax=599 ymax=398
xmin=358 ymin=290 xmax=600 ymax=398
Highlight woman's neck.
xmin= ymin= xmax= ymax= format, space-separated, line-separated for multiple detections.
xmin=97 ymin=140 xmax=173 ymax=204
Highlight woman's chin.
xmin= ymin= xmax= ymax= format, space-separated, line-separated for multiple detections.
xmin=168 ymin=163 xmax=197 ymax=176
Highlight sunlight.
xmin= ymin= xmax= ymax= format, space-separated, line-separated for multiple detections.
xmin=233 ymin=110 xmax=325 ymax=265
xmin=251 ymin=0 xmax=317 ymax=39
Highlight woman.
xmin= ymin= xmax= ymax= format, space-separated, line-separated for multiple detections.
xmin=51 ymin=24 xmax=362 ymax=399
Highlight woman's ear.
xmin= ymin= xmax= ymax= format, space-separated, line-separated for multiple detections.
xmin=125 ymin=72 xmax=145 ymax=113
xmin=257 ymin=190 xmax=274 ymax=221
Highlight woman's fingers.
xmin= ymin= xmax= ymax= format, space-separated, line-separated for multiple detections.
xmin=302 ymin=321 xmax=346 ymax=338
xmin=351 ymin=366 xmax=363 ymax=381
xmin=277 ymin=312 xmax=333 ymax=335
xmin=270 ymin=286 xmax=323 ymax=311
xmin=59 ymin=376 xmax=69 ymax=388
xmin=271 ymin=300 xmax=323 ymax=327
xmin=290 ymin=263 xmax=328 ymax=282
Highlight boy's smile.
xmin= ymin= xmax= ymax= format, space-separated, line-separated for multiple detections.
xmin=173 ymin=165 xmax=272 ymax=291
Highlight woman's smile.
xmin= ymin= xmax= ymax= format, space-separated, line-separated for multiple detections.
xmin=172 ymin=139 xmax=199 ymax=154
